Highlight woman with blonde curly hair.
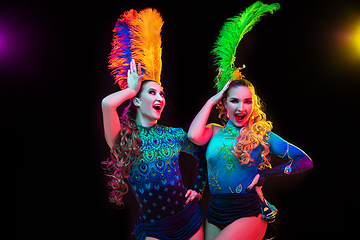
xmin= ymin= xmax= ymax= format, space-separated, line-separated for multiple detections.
xmin=188 ymin=2 xmax=313 ymax=239
xmin=188 ymin=76 xmax=313 ymax=240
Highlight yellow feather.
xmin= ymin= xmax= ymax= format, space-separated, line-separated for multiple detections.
xmin=130 ymin=8 xmax=163 ymax=85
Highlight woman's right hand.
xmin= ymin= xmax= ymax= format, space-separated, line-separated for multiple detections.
xmin=127 ymin=59 xmax=144 ymax=94
xmin=209 ymin=78 xmax=232 ymax=105
xmin=188 ymin=78 xmax=232 ymax=146
xmin=102 ymin=59 xmax=144 ymax=149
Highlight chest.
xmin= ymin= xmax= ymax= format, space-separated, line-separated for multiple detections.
xmin=206 ymin=129 xmax=263 ymax=169
xmin=129 ymin=130 xmax=184 ymax=189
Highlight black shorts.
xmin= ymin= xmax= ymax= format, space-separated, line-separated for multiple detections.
xmin=133 ymin=200 xmax=203 ymax=240
xmin=206 ymin=192 xmax=261 ymax=229
xmin=207 ymin=192 xmax=277 ymax=239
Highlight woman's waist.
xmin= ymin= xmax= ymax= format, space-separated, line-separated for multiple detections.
xmin=207 ymin=166 xmax=259 ymax=194
xmin=135 ymin=199 xmax=201 ymax=227
xmin=209 ymin=192 xmax=260 ymax=208
xmin=129 ymin=174 xmax=187 ymax=195
xmin=210 ymin=192 xmax=258 ymax=199
xmin=136 ymin=194 xmax=188 ymax=223
xmin=132 ymin=184 xmax=188 ymax=210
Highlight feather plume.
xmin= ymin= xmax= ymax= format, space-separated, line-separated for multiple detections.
xmin=212 ymin=1 xmax=280 ymax=92
xmin=109 ymin=9 xmax=138 ymax=89
xmin=130 ymin=8 xmax=164 ymax=85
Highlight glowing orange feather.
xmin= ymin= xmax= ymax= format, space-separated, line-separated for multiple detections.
xmin=130 ymin=8 xmax=163 ymax=85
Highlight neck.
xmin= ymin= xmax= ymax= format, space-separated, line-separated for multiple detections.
xmin=227 ymin=119 xmax=243 ymax=129
xmin=136 ymin=114 xmax=157 ymax=127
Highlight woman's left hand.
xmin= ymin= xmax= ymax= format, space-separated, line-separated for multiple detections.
xmin=185 ymin=189 xmax=201 ymax=204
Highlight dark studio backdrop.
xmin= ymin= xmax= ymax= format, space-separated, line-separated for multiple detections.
xmin=2 ymin=0 xmax=359 ymax=239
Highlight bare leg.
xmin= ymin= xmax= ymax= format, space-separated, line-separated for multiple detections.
xmin=205 ymin=220 xmax=221 ymax=240
xmin=189 ymin=224 xmax=204 ymax=240
xmin=214 ymin=214 xmax=266 ymax=240
xmin=145 ymin=237 xmax=159 ymax=240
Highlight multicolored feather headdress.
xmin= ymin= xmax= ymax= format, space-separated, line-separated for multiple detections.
xmin=212 ymin=1 xmax=280 ymax=92
xmin=109 ymin=8 xmax=164 ymax=89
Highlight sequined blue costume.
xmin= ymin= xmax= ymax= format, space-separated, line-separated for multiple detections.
xmin=206 ymin=120 xmax=313 ymax=194
xmin=206 ymin=120 xmax=313 ymax=230
xmin=128 ymin=124 xmax=207 ymax=240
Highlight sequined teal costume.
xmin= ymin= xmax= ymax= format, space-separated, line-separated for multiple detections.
xmin=207 ymin=120 xmax=313 ymax=194
xmin=206 ymin=120 xmax=313 ymax=231
xmin=128 ymin=124 xmax=207 ymax=240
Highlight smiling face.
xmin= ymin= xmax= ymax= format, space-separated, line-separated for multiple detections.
xmin=223 ymin=86 xmax=254 ymax=127
xmin=133 ymin=81 xmax=166 ymax=126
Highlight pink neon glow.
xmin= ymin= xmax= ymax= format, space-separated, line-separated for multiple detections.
xmin=0 ymin=27 xmax=12 ymax=68
xmin=0 ymin=34 xmax=3 ymax=51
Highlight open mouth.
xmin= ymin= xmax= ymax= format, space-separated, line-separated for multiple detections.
xmin=153 ymin=104 xmax=162 ymax=111
xmin=235 ymin=113 xmax=246 ymax=122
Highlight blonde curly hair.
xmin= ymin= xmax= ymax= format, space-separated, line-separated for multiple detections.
xmin=216 ymin=78 xmax=273 ymax=170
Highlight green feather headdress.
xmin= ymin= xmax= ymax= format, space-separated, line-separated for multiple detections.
xmin=212 ymin=1 xmax=280 ymax=92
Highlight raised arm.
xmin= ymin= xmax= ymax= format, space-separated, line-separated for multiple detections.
xmin=187 ymin=99 xmax=217 ymax=146
xmin=188 ymin=79 xmax=232 ymax=146
xmin=101 ymin=59 xmax=143 ymax=148
xmin=102 ymin=88 xmax=136 ymax=148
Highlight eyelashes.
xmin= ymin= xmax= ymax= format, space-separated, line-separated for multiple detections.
xmin=148 ymin=88 xmax=165 ymax=97
xmin=229 ymin=99 xmax=252 ymax=104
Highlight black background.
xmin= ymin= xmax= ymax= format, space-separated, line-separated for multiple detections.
xmin=3 ymin=0 xmax=359 ymax=239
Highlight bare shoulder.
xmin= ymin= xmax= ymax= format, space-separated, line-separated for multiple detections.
xmin=207 ymin=123 xmax=223 ymax=137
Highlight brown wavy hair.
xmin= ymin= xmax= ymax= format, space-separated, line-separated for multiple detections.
xmin=101 ymin=81 xmax=152 ymax=208
xmin=216 ymin=78 xmax=273 ymax=170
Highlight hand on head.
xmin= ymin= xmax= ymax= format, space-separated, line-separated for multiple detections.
xmin=209 ymin=78 xmax=232 ymax=105
xmin=127 ymin=59 xmax=144 ymax=93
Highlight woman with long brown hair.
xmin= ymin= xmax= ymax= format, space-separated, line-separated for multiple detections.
xmin=101 ymin=9 xmax=206 ymax=240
